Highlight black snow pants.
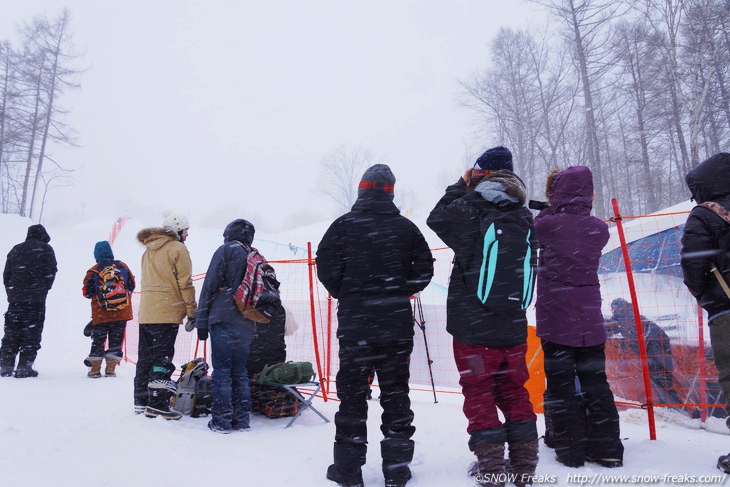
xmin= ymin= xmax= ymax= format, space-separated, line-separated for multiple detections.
xmin=133 ymin=323 xmax=179 ymax=406
xmin=333 ymin=340 xmax=415 ymax=483
xmin=0 ymin=301 xmax=46 ymax=369
xmin=542 ymin=340 xmax=624 ymax=466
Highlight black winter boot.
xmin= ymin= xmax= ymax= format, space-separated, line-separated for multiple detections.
xmin=0 ymin=366 xmax=13 ymax=377
xmin=326 ymin=464 xmax=364 ymax=487
xmin=508 ymin=439 xmax=539 ymax=487
xmin=468 ymin=442 xmax=506 ymax=487
xmin=145 ymin=380 xmax=182 ymax=420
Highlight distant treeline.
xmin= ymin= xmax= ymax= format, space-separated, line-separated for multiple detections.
xmin=0 ymin=8 xmax=80 ymax=220
xmin=461 ymin=0 xmax=729 ymax=218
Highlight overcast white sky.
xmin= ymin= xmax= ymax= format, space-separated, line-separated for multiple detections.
xmin=2 ymin=1 xmax=543 ymax=231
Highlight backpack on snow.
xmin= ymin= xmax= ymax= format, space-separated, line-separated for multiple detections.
xmin=233 ymin=244 xmax=281 ymax=323
xmin=254 ymin=361 xmax=316 ymax=385
xmin=470 ymin=215 xmax=535 ymax=311
xmin=172 ymin=358 xmax=212 ymax=417
xmin=93 ymin=262 xmax=130 ymax=310
xmin=250 ymin=383 xmax=301 ymax=418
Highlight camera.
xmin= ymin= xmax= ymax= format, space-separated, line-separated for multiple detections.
xmin=528 ymin=200 xmax=550 ymax=211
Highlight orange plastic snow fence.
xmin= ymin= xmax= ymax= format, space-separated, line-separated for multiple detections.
xmin=525 ymin=325 xmax=546 ymax=414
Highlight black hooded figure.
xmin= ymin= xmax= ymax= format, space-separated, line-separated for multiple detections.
xmin=680 ymin=152 xmax=730 ymax=473
xmin=316 ymin=164 xmax=434 ymax=487
xmin=196 ymin=218 xmax=258 ymax=434
xmin=1 ymin=224 xmax=58 ymax=378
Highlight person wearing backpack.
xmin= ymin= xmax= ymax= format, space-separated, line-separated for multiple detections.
xmin=680 ymin=152 xmax=730 ymax=473
xmin=134 ymin=211 xmax=197 ymax=419
xmin=1 ymin=224 xmax=57 ymax=379
xmin=534 ymin=166 xmax=623 ymax=469
xmin=195 ymin=218 xmax=257 ymax=433
xmin=317 ymin=164 xmax=434 ymax=487
xmin=427 ymin=146 xmax=539 ymax=487
xmin=81 ymin=241 xmax=136 ymax=378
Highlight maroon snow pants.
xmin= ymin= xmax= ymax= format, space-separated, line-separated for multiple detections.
xmin=453 ymin=339 xmax=536 ymax=434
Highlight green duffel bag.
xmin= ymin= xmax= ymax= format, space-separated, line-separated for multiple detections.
xmin=255 ymin=361 xmax=316 ymax=384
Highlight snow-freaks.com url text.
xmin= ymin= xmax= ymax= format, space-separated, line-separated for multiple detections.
xmin=567 ymin=473 xmax=727 ymax=485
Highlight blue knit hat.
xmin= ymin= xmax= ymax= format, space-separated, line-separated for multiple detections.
xmin=94 ymin=241 xmax=114 ymax=262
xmin=475 ymin=146 xmax=513 ymax=171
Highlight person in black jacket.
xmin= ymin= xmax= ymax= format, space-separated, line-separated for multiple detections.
xmin=317 ymin=164 xmax=434 ymax=487
xmin=247 ymin=302 xmax=286 ymax=377
xmin=427 ymin=147 xmax=538 ymax=487
xmin=607 ymin=298 xmax=687 ymax=411
xmin=1 ymin=224 xmax=58 ymax=378
xmin=680 ymin=152 xmax=730 ymax=472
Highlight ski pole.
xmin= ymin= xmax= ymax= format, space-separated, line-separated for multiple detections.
xmin=413 ymin=294 xmax=437 ymax=403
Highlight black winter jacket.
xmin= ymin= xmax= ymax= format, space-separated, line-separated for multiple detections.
xmin=3 ymin=224 xmax=57 ymax=303
xmin=681 ymin=153 xmax=730 ymax=320
xmin=316 ymin=192 xmax=434 ymax=343
xmin=427 ymin=178 xmax=536 ymax=347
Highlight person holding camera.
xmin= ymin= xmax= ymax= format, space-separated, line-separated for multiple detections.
xmin=428 ymin=146 xmax=539 ymax=487
xmin=534 ymin=166 xmax=623 ymax=468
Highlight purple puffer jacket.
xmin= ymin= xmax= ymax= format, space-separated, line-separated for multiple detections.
xmin=534 ymin=166 xmax=609 ymax=347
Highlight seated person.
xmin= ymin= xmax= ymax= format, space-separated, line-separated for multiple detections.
xmin=247 ymin=303 xmax=286 ymax=377
xmin=607 ymin=298 xmax=689 ymax=412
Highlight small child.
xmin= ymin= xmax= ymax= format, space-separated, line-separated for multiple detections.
xmin=81 ymin=241 xmax=136 ymax=378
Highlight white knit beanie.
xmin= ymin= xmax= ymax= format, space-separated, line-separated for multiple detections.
xmin=162 ymin=210 xmax=190 ymax=232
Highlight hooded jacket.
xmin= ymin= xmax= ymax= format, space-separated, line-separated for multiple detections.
xmin=136 ymin=227 xmax=196 ymax=324
xmin=3 ymin=224 xmax=57 ymax=303
xmin=82 ymin=241 xmax=136 ymax=325
xmin=427 ymin=171 xmax=536 ymax=347
xmin=316 ymin=190 xmax=434 ymax=343
xmin=681 ymin=152 xmax=730 ymax=319
xmin=534 ymin=166 xmax=609 ymax=348
xmin=196 ymin=219 xmax=256 ymax=331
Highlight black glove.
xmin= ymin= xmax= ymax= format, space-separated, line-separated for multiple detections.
xmin=197 ymin=328 xmax=209 ymax=341
xmin=184 ymin=317 xmax=196 ymax=332
xmin=83 ymin=321 xmax=93 ymax=337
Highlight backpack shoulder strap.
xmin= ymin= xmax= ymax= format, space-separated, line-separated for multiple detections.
xmin=699 ymin=202 xmax=730 ymax=225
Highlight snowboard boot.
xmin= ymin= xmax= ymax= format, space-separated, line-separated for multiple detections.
xmin=14 ymin=359 xmax=38 ymax=378
xmin=468 ymin=441 xmax=506 ymax=487
xmin=326 ymin=464 xmax=364 ymax=487
xmin=507 ymin=439 xmax=539 ymax=487
xmin=104 ymin=355 xmax=121 ymax=377
xmin=145 ymin=380 xmax=182 ymax=420
xmin=717 ymin=453 xmax=730 ymax=473
xmin=87 ymin=357 xmax=103 ymax=378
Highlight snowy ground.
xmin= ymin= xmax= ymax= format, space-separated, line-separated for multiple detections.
xmin=1 ymin=214 xmax=730 ymax=487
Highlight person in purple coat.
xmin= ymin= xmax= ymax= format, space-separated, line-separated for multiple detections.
xmin=534 ymin=166 xmax=623 ymax=468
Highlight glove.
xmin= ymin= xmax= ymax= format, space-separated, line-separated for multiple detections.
xmin=197 ymin=328 xmax=209 ymax=341
xmin=464 ymin=168 xmax=488 ymax=191
xmin=83 ymin=321 xmax=93 ymax=337
xmin=184 ymin=317 xmax=196 ymax=332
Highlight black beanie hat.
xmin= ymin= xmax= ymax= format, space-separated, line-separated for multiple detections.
xmin=358 ymin=164 xmax=395 ymax=198
xmin=475 ymin=146 xmax=513 ymax=171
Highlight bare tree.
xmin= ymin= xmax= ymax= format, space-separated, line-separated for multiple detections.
xmin=530 ymin=0 xmax=627 ymax=217
xmin=318 ymin=145 xmax=382 ymax=214
xmin=0 ymin=9 xmax=80 ymax=218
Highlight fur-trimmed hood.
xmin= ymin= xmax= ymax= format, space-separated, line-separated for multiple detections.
xmin=137 ymin=227 xmax=181 ymax=250
xmin=474 ymin=169 xmax=527 ymax=206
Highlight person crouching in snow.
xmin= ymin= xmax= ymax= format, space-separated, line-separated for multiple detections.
xmin=82 ymin=240 xmax=136 ymax=378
